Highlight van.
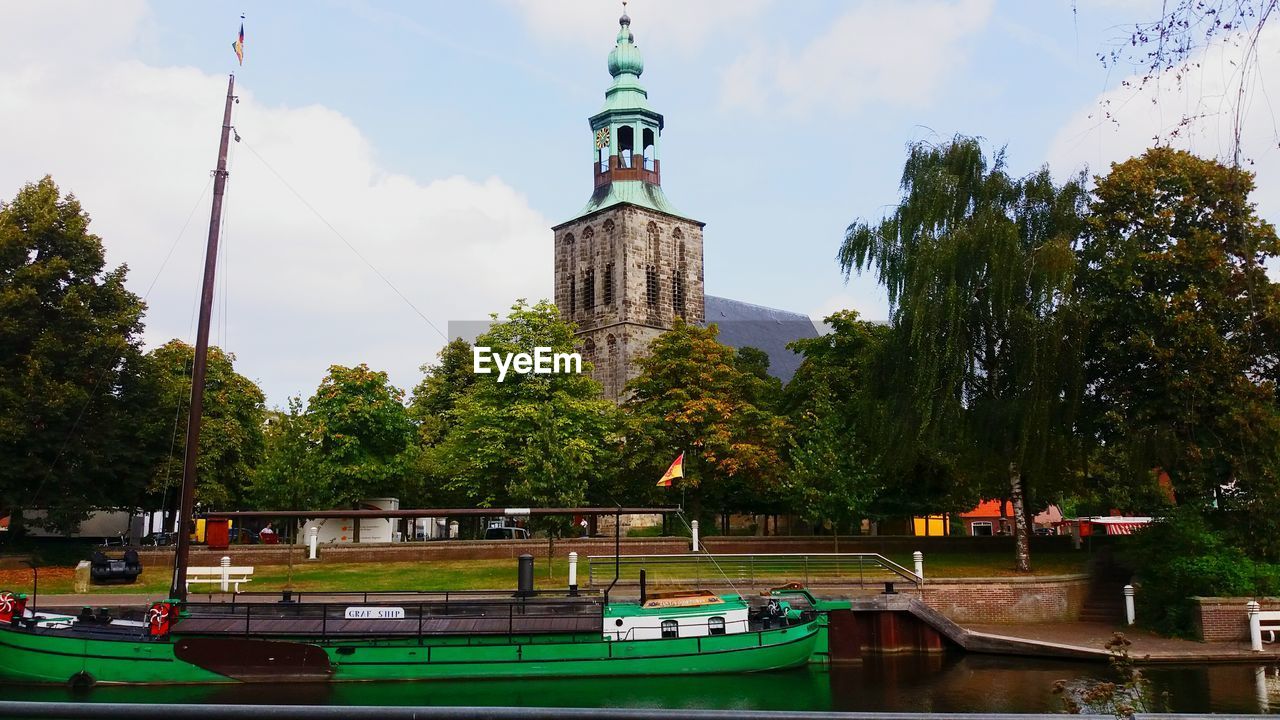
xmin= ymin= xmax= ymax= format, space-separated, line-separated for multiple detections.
xmin=484 ymin=525 xmax=530 ymax=540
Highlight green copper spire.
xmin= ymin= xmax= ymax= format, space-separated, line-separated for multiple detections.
xmin=607 ymin=8 xmax=644 ymax=79
xmin=601 ymin=4 xmax=650 ymax=112
xmin=571 ymin=5 xmax=694 ymax=222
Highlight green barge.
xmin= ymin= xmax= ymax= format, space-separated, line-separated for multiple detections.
xmin=0 ymin=589 xmax=820 ymax=686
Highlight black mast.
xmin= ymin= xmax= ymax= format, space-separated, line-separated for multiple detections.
xmin=169 ymin=74 xmax=236 ymax=601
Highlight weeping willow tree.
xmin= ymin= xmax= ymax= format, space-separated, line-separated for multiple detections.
xmin=839 ymin=137 xmax=1086 ymax=571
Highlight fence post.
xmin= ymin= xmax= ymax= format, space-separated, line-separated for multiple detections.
xmin=691 ymin=521 xmax=699 ymax=552
xmin=307 ymin=526 xmax=319 ymax=561
xmin=913 ymin=551 xmax=924 ymax=583
xmin=568 ymin=551 xmax=579 ymax=596
xmin=219 ymin=556 xmax=230 ymax=592
xmin=1124 ymin=585 xmax=1135 ymax=625
xmin=1250 ymin=600 xmax=1263 ymax=652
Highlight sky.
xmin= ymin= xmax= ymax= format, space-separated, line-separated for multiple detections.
xmin=2 ymin=0 xmax=1278 ymax=407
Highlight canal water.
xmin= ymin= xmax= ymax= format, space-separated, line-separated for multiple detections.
xmin=1 ymin=653 xmax=1278 ymax=714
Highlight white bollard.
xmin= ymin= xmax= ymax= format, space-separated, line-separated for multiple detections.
xmin=568 ymin=551 xmax=579 ymax=596
xmin=691 ymin=521 xmax=700 ymax=552
xmin=1250 ymin=600 xmax=1263 ymax=652
xmin=1124 ymin=585 xmax=1136 ymax=625
xmin=219 ymin=556 xmax=230 ymax=592
xmin=307 ymin=526 xmax=319 ymax=561
xmin=913 ymin=551 xmax=924 ymax=581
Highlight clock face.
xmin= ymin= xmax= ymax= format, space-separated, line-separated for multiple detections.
xmin=595 ymin=127 xmax=611 ymax=150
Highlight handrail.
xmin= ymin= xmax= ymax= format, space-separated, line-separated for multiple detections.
xmin=584 ymin=552 xmax=923 ymax=589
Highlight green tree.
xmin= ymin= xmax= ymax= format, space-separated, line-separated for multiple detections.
xmin=734 ymin=346 xmax=783 ymax=410
xmin=431 ymin=300 xmax=618 ymax=526
xmin=1078 ymin=147 xmax=1280 ymax=557
xmin=783 ymin=311 xmax=889 ymax=533
xmin=139 ymin=339 xmax=266 ymax=512
xmin=247 ymin=398 xmax=318 ymax=511
xmin=409 ymin=337 xmax=476 ymax=446
xmin=623 ymin=318 xmax=790 ymax=518
xmin=839 ymin=137 xmax=1087 ymax=571
xmin=307 ymin=364 xmax=413 ymax=508
xmin=0 ymin=177 xmax=150 ymax=531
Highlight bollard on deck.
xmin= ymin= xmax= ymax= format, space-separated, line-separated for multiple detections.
xmin=913 ymin=551 xmax=924 ymax=582
xmin=1123 ymin=585 xmax=1135 ymax=625
xmin=691 ymin=521 xmax=699 ymax=552
xmin=307 ymin=526 xmax=319 ymax=561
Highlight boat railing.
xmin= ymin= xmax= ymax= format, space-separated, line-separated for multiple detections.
xmin=179 ymin=595 xmax=606 ymax=642
xmin=215 ymin=588 xmax=600 ymax=606
xmin=585 ymin=553 xmax=923 ymax=590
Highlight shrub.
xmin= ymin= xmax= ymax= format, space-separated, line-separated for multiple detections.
xmin=1120 ymin=510 xmax=1280 ymax=636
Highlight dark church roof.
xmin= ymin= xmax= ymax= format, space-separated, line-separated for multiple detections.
xmin=703 ymin=295 xmax=819 ymax=383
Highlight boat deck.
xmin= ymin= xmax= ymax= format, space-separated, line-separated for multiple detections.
xmin=172 ymin=597 xmax=606 ymax=639
xmin=173 ymin=614 xmax=601 ymax=637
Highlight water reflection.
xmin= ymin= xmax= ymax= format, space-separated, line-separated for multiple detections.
xmin=2 ymin=653 xmax=1278 ymax=714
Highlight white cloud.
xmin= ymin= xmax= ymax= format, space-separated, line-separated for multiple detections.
xmin=506 ymin=0 xmax=772 ymax=53
xmin=1046 ymin=22 xmax=1280 ymax=223
xmin=0 ymin=3 xmax=551 ymax=406
xmin=721 ymin=0 xmax=994 ymax=115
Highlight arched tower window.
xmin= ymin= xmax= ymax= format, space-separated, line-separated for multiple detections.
xmin=618 ymin=126 xmax=634 ymax=169
xmin=581 ymin=226 xmax=593 ymax=262
xmin=569 ymin=276 xmax=576 ymax=316
xmin=582 ymin=337 xmax=596 ymax=369
xmin=642 ymin=128 xmax=655 ymax=170
xmin=603 ymin=262 xmax=614 ymax=306
xmin=647 ymin=222 xmax=660 ymax=263
xmin=607 ymin=334 xmax=618 ymax=397
xmin=646 ymin=265 xmax=659 ymax=308
xmin=583 ymin=268 xmax=595 ymax=310
xmin=673 ymin=269 xmax=686 ymax=320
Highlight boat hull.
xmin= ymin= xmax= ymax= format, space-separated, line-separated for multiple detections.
xmin=0 ymin=621 xmax=819 ymax=686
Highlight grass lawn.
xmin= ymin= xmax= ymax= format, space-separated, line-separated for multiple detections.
xmin=0 ymin=549 xmax=1089 ymax=598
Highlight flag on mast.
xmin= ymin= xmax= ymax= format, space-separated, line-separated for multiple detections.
xmin=232 ymin=16 xmax=245 ymax=65
xmin=656 ymin=452 xmax=684 ymax=487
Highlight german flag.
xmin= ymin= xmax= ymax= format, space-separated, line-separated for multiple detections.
xmin=232 ymin=18 xmax=245 ymax=66
xmin=656 ymin=453 xmax=684 ymax=487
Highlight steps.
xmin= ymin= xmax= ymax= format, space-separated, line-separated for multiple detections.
xmin=1078 ymin=554 xmax=1131 ymax=624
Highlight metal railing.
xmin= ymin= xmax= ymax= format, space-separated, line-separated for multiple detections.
xmin=586 ymin=553 xmax=922 ymax=590
xmin=181 ymin=595 xmax=605 ymax=642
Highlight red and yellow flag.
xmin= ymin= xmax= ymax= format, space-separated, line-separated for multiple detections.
xmin=232 ymin=19 xmax=245 ymax=66
xmin=656 ymin=452 xmax=684 ymax=487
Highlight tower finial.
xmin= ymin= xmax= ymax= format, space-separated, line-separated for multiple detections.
xmin=620 ymin=0 xmax=630 ymax=26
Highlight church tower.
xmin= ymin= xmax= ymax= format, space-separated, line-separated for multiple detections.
xmin=552 ymin=9 xmax=705 ymax=401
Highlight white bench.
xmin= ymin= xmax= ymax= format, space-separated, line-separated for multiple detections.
xmin=1259 ymin=610 xmax=1280 ymax=642
xmin=186 ymin=566 xmax=254 ymax=593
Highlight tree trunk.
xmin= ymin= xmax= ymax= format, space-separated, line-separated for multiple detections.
xmin=1009 ymin=462 xmax=1031 ymax=572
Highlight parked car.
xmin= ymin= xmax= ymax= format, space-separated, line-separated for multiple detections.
xmin=142 ymin=531 xmax=174 ymax=546
xmin=484 ymin=525 xmax=530 ymax=540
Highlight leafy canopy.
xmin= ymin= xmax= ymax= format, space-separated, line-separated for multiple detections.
xmin=0 ymin=177 xmax=149 ymax=530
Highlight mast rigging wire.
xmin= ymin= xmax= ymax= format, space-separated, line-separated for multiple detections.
xmin=237 ymin=137 xmax=450 ymax=342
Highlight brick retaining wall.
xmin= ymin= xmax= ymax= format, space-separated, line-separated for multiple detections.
xmin=919 ymin=575 xmax=1091 ymax=624
xmin=1194 ymin=596 xmax=1280 ymax=641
